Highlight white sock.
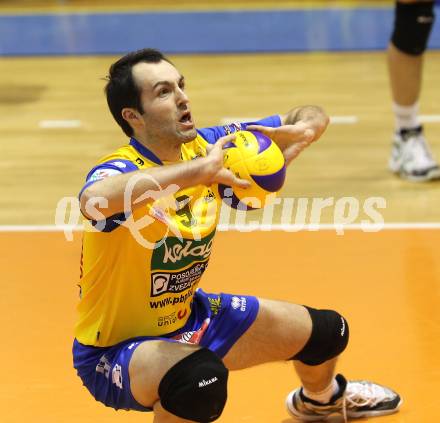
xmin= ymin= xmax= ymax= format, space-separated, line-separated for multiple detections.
xmin=393 ymin=102 xmax=420 ymax=131
xmin=303 ymin=379 xmax=339 ymax=404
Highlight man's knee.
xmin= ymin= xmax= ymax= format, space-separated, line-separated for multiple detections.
xmin=290 ymin=307 xmax=349 ymax=366
xmin=391 ymin=1 xmax=435 ymax=55
xmin=158 ymin=348 xmax=229 ymax=422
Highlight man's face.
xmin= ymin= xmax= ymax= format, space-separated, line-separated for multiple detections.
xmin=132 ymin=60 xmax=196 ymax=144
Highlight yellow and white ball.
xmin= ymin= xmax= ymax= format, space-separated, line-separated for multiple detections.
xmin=218 ymin=130 xmax=286 ymax=209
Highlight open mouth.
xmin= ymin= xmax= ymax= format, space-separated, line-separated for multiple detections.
xmin=179 ymin=111 xmax=192 ymax=125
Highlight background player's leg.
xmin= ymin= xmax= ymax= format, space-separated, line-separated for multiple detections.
xmin=388 ymin=0 xmax=432 ymax=105
xmin=387 ymin=0 xmax=440 ymax=180
xmin=388 ymin=42 xmax=423 ymax=107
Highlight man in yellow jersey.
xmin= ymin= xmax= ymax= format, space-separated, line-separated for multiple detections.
xmin=73 ymin=48 xmax=401 ymax=422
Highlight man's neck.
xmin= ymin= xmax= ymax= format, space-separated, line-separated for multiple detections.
xmin=133 ymin=134 xmax=181 ymax=163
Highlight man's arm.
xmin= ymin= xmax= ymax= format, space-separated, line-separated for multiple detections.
xmin=248 ymin=105 xmax=329 ymax=165
xmin=281 ymin=105 xmax=329 ymax=139
xmin=80 ymin=134 xmax=249 ymax=219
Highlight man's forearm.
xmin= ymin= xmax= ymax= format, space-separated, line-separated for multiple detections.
xmin=80 ymin=157 xmax=213 ymax=219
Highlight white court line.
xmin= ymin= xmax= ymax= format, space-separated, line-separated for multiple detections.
xmin=39 ymin=120 xmax=82 ymax=129
xmin=218 ymin=223 xmax=440 ymax=231
xmin=419 ymin=115 xmax=440 ymax=123
xmin=1 ymin=223 xmax=440 ymax=232
xmin=329 ymin=116 xmax=358 ymax=124
xmin=220 ymin=116 xmax=358 ymax=125
xmin=0 ymin=225 xmax=83 ymax=232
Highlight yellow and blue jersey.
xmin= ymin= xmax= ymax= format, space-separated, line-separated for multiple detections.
xmin=75 ymin=115 xmax=281 ymax=347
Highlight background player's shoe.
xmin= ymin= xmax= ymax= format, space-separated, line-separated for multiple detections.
xmin=285 ymin=374 xmax=402 ymax=422
xmin=388 ymin=125 xmax=440 ymax=181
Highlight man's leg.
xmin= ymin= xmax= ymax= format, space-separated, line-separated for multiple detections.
xmin=153 ymin=402 xmax=194 ymax=423
xmin=224 ymin=298 xmax=401 ymax=420
xmin=387 ymin=0 xmax=440 ymax=180
xmin=223 ymin=299 xmax=341 ymax=394
xmin=129 ymin=341 xmax=228 ymax=423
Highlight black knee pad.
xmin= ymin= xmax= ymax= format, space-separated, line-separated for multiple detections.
xmin=391 ymin=1 xmax=435 ymax=55
xmin=291 ymin=307 xmax=349 ymax=366
xmin=158 ymin=348 xmax=228 ymax=422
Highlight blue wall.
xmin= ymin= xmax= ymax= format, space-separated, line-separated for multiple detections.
xmin=1 ymin=7 xmax=440 ymax=56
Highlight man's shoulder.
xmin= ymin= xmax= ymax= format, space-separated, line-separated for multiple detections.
xmin=95 ymin=145 xmax=137 ymax=167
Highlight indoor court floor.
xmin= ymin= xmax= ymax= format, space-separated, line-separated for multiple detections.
xmin=1 ymin=230 xmax=439 ymax=422
xmin=1 ymin=1 xmax=440 ymax=422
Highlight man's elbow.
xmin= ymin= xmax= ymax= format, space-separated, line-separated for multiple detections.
xmin=79 ymin=185 xmax=111 ymax=220
xmin=79 ymin=187 xmax=94 ymax=219
xmin=319 ymin=112 xmax=330 ymax=132
xmin=313 ymin=107 xmax=330 ymax=140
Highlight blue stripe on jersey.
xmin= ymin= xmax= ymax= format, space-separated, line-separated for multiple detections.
xmin=79 ymin=159 xmax=138 ymax=231
xmin=91 ymin=212 xmax=130 ymax=233
xmin=85 ymin=159 xmax=139 ymax=182
xmin=129 ymin=138 xmax=163 ymax=165
xmin=79 ymin=159 xmax=139 ymax=199
xmin=197 ymin=115 xmax=282 ymax=144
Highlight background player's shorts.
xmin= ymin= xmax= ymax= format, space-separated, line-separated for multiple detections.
xmin=72 ymin=289 xmax=259 ymax=411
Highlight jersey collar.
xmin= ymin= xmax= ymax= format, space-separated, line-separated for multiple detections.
xmin=129 ymin=138 xmax=163 ymax=165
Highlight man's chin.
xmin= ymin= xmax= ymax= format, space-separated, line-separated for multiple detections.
xmin=180 ymin=128 xmax=198 ymax=143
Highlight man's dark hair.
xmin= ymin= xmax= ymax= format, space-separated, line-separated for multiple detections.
xmin=105 ymin=48 xmax=172 ymax=137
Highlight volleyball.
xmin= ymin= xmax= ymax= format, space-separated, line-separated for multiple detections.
xmin=218 ymin=130 xmax=286 ymax=210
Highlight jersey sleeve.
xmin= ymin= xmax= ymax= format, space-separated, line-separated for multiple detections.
xmin=79 ymin=159 xmax=139 ymax=199
xmin=196 ymin=115 xmax=282 ymax=144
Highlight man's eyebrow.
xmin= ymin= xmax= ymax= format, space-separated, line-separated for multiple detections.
xmin=152 ymin=76 xmax=185 ymax=90
xmin=152 ymin=80 xmax=171 ymax=89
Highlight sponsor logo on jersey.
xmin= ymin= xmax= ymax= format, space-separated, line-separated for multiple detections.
xmin=163 ymin=238 xmax=213 ymax=264
xmin=150 ymin=262 xmax=207 ymax=297
xmin=110 ymin=161 xmax=127 ymax=168
xmin=148 ymin=232 xmax=215 ymax=309
xmin=204 ymin=189 xmax=216 ymax=203
xmin=149 ymin=288 xmax=194 ymax=309
xmin=151 ymin=273 xmax=171 ymax=296
xmin=157 ymin=309 xmax=189 ymax=327
xmin=208 ymin=296 xmax=222 ymax=316
xmin=158 ymin=312 xmax=177 ymax=327
xmin=231 ymin=296 xmax=247 ymax=312
xmin=88 ymin=168 xmax=121 ymax=182
xmin=178 ymin=308 xmax=188 ymax=320
xmin=112 ymin=364 xmax=123 ymax=389
xmin=96 ymin=355 xmax=111 ymax=378
xmin=172 ymin=318 xmax=210 ymax=344
xmin=151 ymin=231 xmax=216 ymax=270
xmin=223 ymin=122 xmax=243 ymax=135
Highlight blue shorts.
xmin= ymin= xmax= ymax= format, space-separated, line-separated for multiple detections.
xmin=72 ymin=289 xmax=259 ymax=411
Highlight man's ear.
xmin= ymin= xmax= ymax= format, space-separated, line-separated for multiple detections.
xmin=122 ymin=108 xmax=143 ymax=129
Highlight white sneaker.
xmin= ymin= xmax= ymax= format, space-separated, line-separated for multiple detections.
xmin=389 ymin=125 xmax=440 ymax=181
xmin=286 ymin=374 xmax=402 ymax=422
